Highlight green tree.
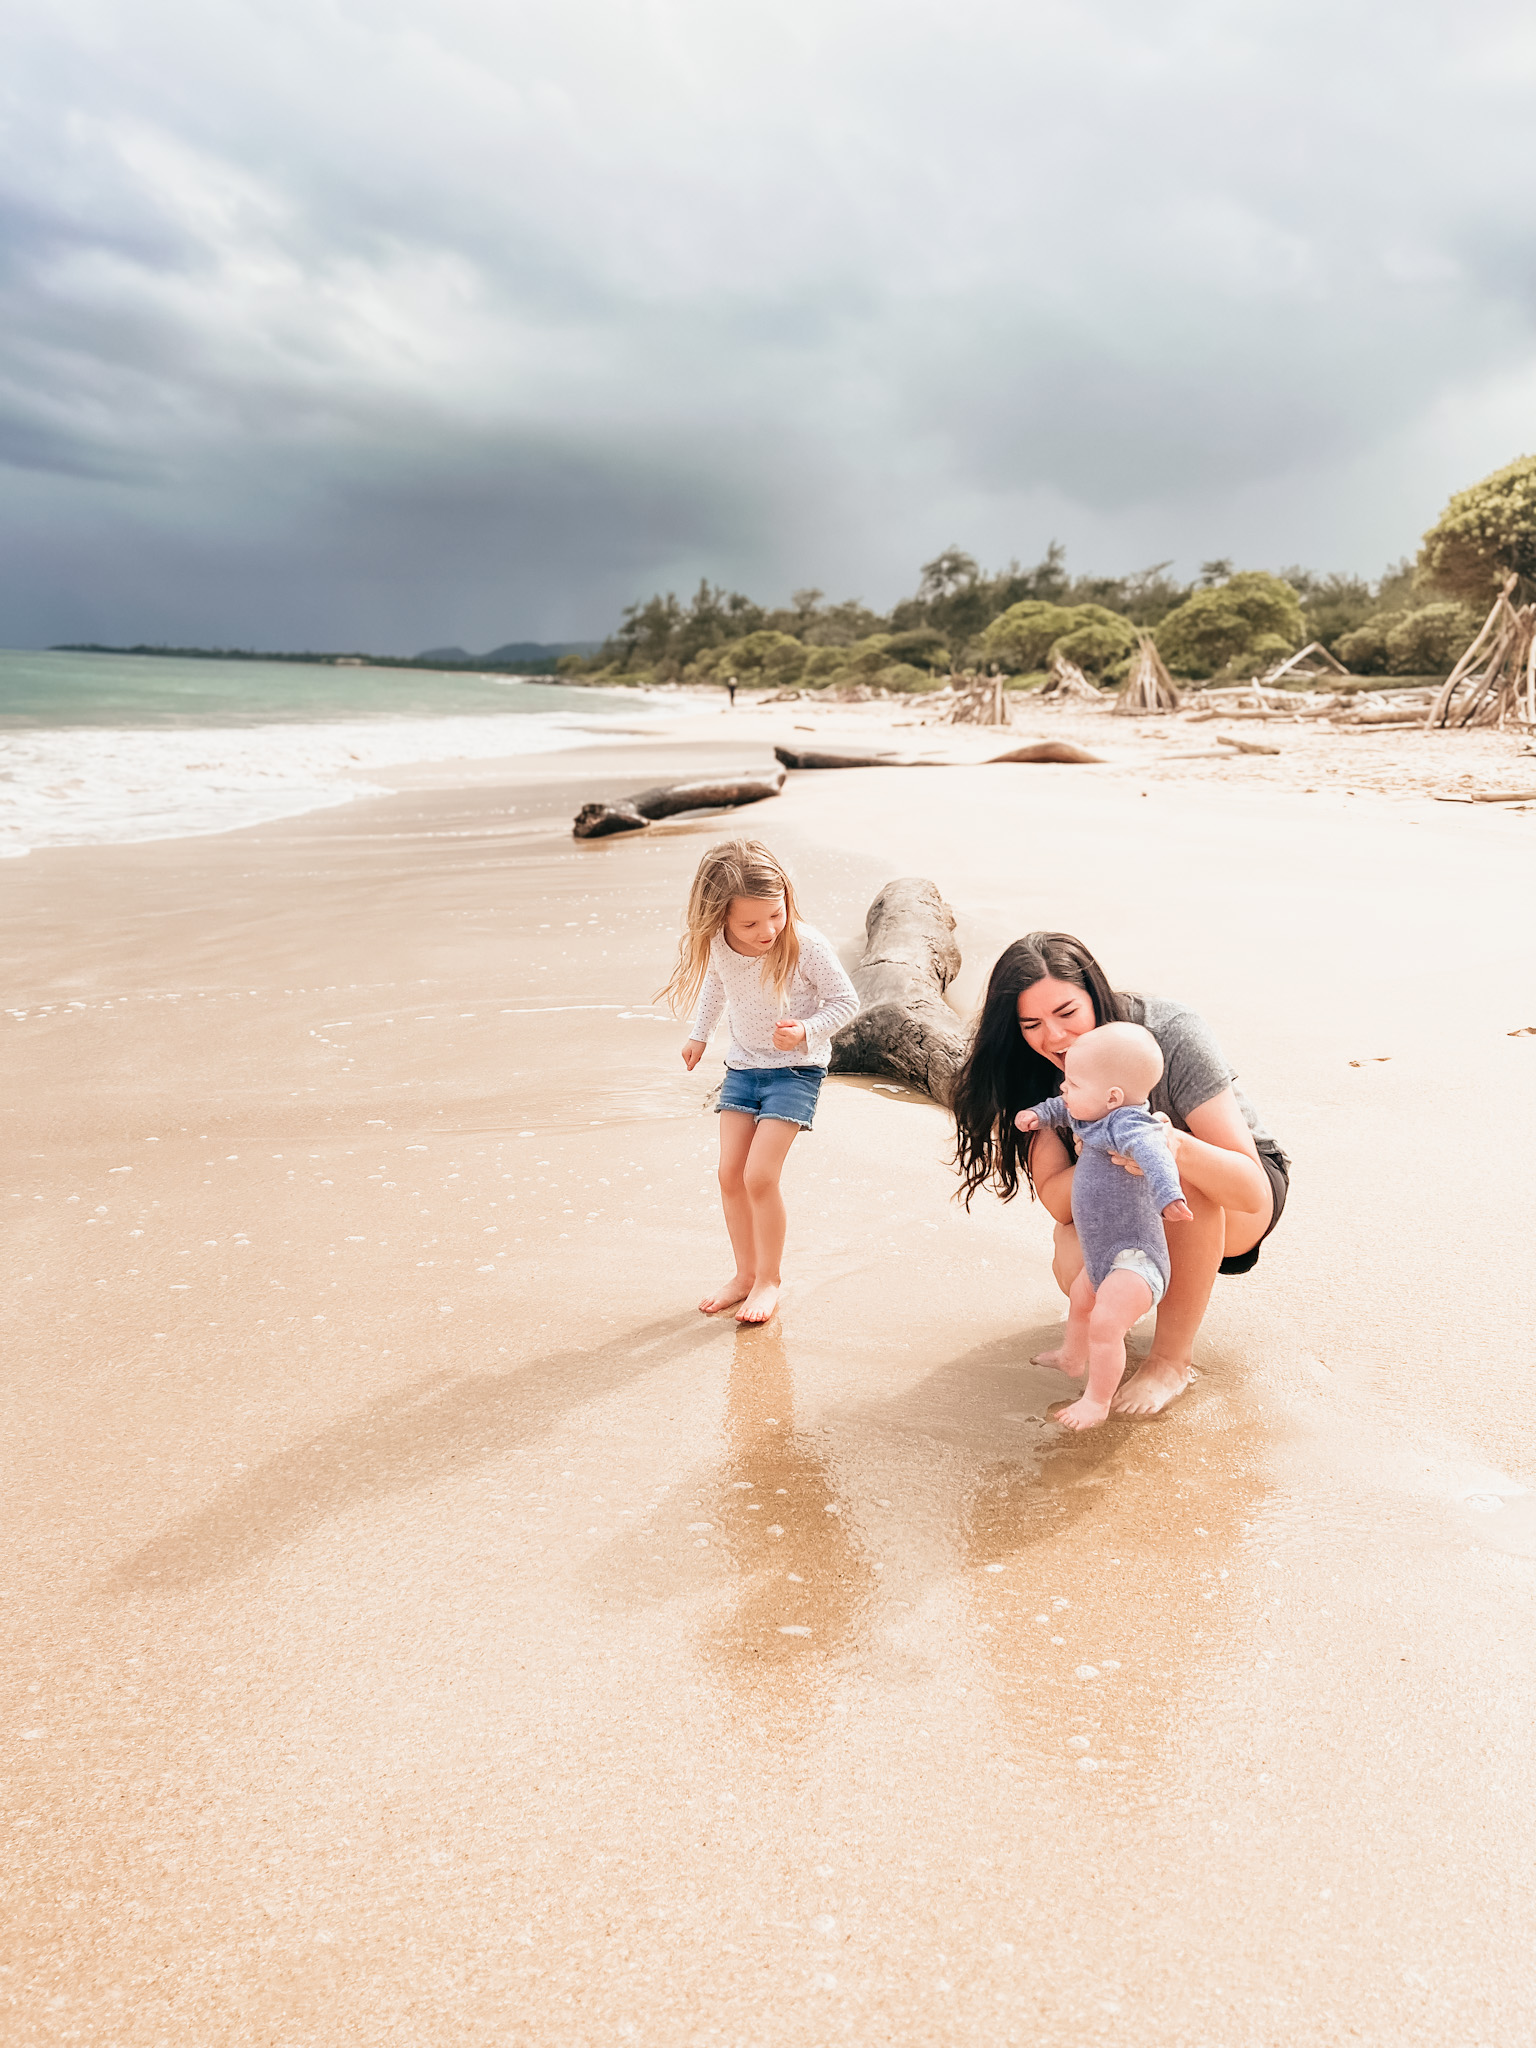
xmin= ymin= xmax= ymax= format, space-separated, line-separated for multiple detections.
xmin=1154 ymin=571 xmax=1304 ymax=678
xmin=1418 ymin=455 xmax=1536 ymax=601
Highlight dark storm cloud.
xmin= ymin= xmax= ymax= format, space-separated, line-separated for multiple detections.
xmin=3 ymin=0 xmax=1536 ymax=648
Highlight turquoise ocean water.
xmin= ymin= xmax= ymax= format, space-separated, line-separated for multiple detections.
xmin=0 ymin=649 xmax=659 ymax=855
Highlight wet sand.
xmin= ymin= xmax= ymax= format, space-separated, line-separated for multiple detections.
xmin=6 ymin=719 xmax=1536 ymax=2045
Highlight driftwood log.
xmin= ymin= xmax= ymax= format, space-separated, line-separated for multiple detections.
xmin=773 ymin=743 xmax=910 ymax=770
xmin=829 ymin=878 xmax=966 ymax=1103
xmin=986 ymin=740 xmax=1105 ymax=764
xmin=775 ymin=740 xmax=1104 ymax=769
xmin=573 ymin=768 xmax=785 ymax=839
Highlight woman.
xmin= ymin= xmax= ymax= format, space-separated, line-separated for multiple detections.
xmin=952 ymin=932 xmax=1288 ymax=1415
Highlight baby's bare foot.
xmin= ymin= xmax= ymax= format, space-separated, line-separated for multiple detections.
xmin=736 ymin=1281 xmax=780 ymax=1325
xmin=1032 ymin=1344 xmax=1088 ymax=1378
xmin=1053 ymin=1394 xmax=1112 ymax=1431
xmin=700 ymin=1274 xmax=753 ymax=1315
xmin=1111 ymin=1357 xmax=1193 ymax=1416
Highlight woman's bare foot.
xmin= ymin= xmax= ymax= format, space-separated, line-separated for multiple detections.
xmin=736 ymin=1280 xmax=780 ymax=1325
xmin=699 ymin=1274 xmax=753 ymax=1315
xmin=1032 ymin=1344 xmax=1087 ymax=1379
xmin=1053 ymin=1394 xmax=1111 ymax=1431
xmin=1111 ymin=1356 xmax=1193 ymax=1416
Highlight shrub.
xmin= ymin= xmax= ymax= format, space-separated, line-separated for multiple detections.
xmin=1154 ymin=572 xmax=1304 ymax=678
xmin=981 ymin=601 xmax=1135 ymax=676
xmin=1383 ymin=602 xmax=1479 ymax=675
xmin=882 ymin=626 xmax=951 ymax=672
xmin=1335 ymin=617 xmax=1395 ymax=675
xmin=801 ymin=646 xmax=851 ymax=685
xmin=979 ymin=601 xmax=1078 ymax=672
xmin=1047 ymin=613 xmax=1138 ymax=679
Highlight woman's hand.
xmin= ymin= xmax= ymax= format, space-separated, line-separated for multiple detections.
xmin=681 ymin=1038 xmax=706 ymax=1070
xmin=1108 ymin=1111 xmax=1181 ymax=1176
xmin=772 ymin=1019 xmax=807 ymax=1051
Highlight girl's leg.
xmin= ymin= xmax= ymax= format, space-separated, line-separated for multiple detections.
xmin=1057 ymin=1267 xmax=1155 ymax=1431
xmin=700 ymin=1111 xmax=761 ymax=1314
xmin=736 ymin=1116 xmax=800 ymax=1324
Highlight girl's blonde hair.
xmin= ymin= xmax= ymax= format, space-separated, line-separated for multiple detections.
xmin=657 ymin=837 xmax=803 ymax=1017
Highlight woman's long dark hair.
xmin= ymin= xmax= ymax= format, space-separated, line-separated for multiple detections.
xmin=951 ymin=931 xmax=1125 ymax=1207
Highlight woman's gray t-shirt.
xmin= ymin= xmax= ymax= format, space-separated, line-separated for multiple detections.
xmin=1120 ymin=994 xmax=1282 ymax=1159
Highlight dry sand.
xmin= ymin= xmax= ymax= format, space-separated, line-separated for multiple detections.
xmin=6 ymin=704 xmax=1536 ymax=2045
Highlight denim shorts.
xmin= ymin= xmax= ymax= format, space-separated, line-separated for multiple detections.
xmin=718 ymin=1064 xmax=825 ymax=1131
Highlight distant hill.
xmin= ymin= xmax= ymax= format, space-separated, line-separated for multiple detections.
xmin=415 ymin=640 xmax=602 ymax=670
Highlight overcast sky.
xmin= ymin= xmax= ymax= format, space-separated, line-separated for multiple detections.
xmin=4 ymin=0 xmax=1536 ymax=652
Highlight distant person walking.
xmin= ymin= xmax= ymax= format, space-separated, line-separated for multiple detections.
xmin=660 ymin=839 xmax=858 ymax=1326
xmin=951 ymin=931 xmax=1288 ymax=1416
xmin=725 ymin=675 xmax=738 ymax=707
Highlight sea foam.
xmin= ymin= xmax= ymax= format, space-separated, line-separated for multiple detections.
xmin=0 ymin=710 xmax=644 ymax=855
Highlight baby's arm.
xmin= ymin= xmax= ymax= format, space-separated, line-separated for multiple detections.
xmin=1015 ymin=1097 xmax=1071 ymax=1134
xmin=1111 ymin=1113 xmax=1191 ymax=1219
xmin=683 ymin=964 xmax=726 ymax=1069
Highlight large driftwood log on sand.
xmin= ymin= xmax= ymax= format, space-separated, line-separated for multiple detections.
xmin=775 ymin=740 xmax=1104 ymax=769
xmin=573 ymin=768 xmax=785 ymax=838
xmin=829 ymin=878 xmax=967 ymax=1104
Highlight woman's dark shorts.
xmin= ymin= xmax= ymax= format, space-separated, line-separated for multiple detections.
xmin=1218 ymin=1146 xmax=1289 ymax=1276
xmin=717 ymin=1064 xmax=824 ymax=1131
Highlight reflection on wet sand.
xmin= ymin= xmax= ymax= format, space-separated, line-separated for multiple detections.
xmin=699 ymin=1321 xmax=873 ymax=1741
xmin=964 ymin=1337 xmax=1271 ymax=1787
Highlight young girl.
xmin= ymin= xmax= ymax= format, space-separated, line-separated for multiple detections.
xmin=660 ymin=838 xmax=858 ymax=1325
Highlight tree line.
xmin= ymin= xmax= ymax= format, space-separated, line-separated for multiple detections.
xmin=557 ymin=454 xmax=1536 ymax=694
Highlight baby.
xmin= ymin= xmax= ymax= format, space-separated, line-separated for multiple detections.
xmin=1015 ymin=1021 xmax=1193 ymax=1430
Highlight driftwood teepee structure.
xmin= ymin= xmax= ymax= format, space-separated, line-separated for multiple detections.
xmin=1260 ymin=640 xmax=1351 ymax=687
xmin=1429 ymin=577 xmax=1536 ymax=729
xmin=1114 ymin=633 xmax=1181 ymax=716
xmin=1041 ymin=654 xmax=1105 ymax=705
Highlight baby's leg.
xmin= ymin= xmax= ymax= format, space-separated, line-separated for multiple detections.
xmin=1054 ymin=1268 xmax=1155 ymax=1431
xmin=700 ymin=1111 xmax=759 ymax=1313
xmin=1033 ymin=1266 xmax=1096 ymax=1378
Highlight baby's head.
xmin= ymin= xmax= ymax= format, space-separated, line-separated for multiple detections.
xmin=1059 ymin=1021 xmax=1163 ymax=1121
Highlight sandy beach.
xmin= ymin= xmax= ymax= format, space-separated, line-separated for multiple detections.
xmin=7 ymin=699 xmax=1536 ymax=2045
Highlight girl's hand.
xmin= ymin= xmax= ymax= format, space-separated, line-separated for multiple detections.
xmin=681 ymin=1039 xmax=706 ymax=1071
xmin=1162 ymin=1198 xmax=1195 ymax=1223
xmin=772 ymin=1019 xmax=807 ymax=1051
xmin=1014 ymin=1109 xmax=1042 ymax=1132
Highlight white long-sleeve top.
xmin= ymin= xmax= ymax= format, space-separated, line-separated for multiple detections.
xmin=686 ymin=922 xmax=859 ymax=1070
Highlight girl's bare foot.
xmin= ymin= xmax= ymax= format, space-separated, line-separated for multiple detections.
xmin=736 ymin=1280 xmax=780 ymax=1325
xmin=1111 ymin=1357 xmax=1193 ymax=1416
xmin=1032 ymin=1344 xmax=1087 ymax=1378
xmin=700 ymin=1275 xmax=754 ymax=1315
xmin=1053 ymin=1394 xmax=1112 ymax=1431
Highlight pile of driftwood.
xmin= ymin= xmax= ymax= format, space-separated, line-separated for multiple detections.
xmin=1429 ymin=578 xmax=1536 ymax=729
xmin=1040 ymin=655 xmax=1105 ymax=705
xmin=928 ymin=672 xmax=1011 ymax=726
xmin=1180 ymin=680 xmax=1436 ymax=730
xmin=572 ymin=768 xmax=784 ymax=838
xmin=1114 ymin=634 xmax=1181 ymax=716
